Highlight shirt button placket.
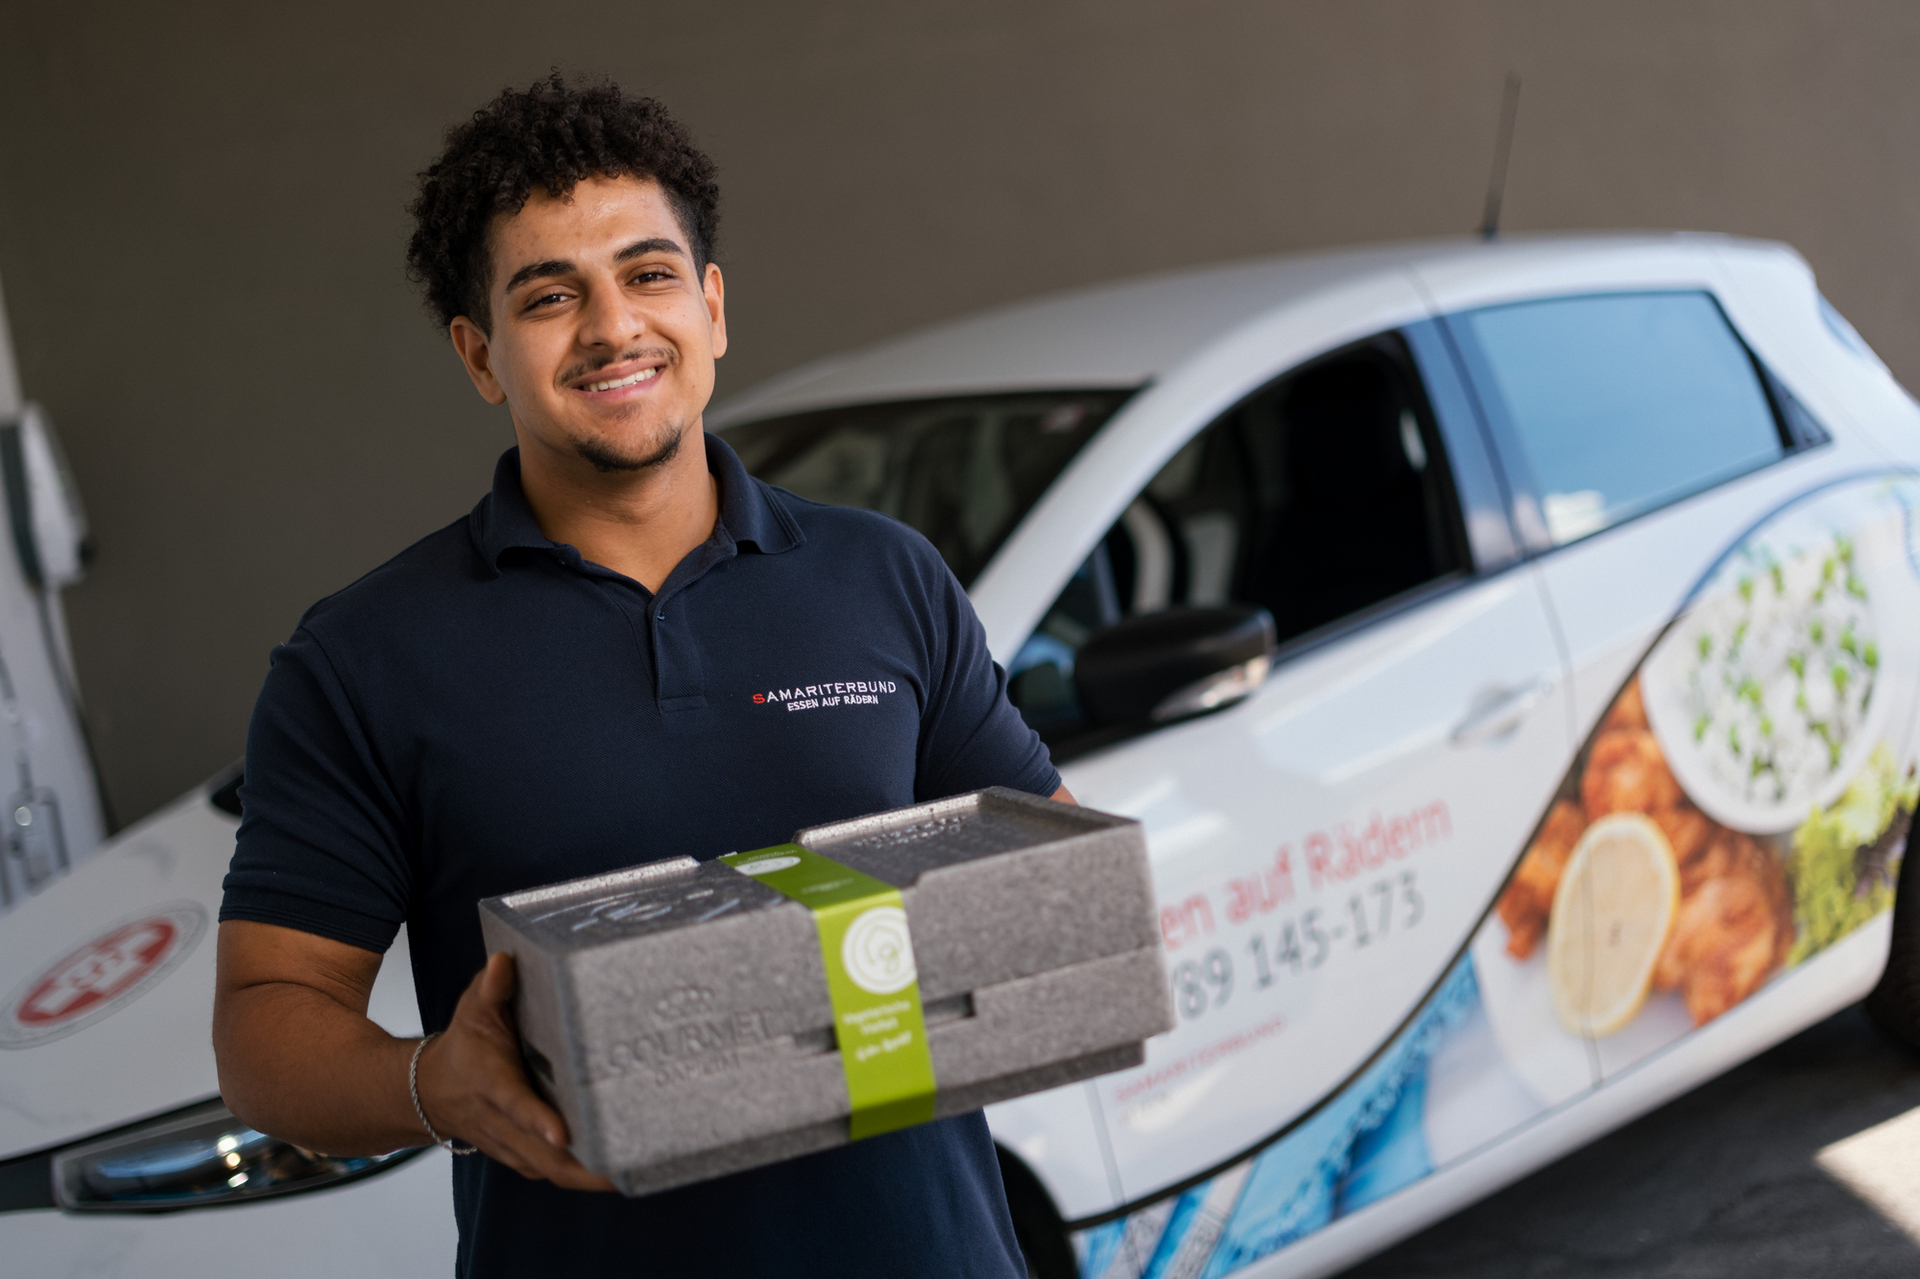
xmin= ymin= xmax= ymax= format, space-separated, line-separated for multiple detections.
xmin=653 ymin=591 xmax=708 ymax=714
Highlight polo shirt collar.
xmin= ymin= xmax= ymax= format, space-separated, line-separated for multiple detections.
xmin=468 ymin=432 xmax=803 ymax=578
xmin=707 ymin=430 xmax=803 ymax=556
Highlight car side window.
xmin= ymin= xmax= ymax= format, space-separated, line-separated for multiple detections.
xmin=1009 ymin=334 xmax=1470 ymax=743
xmin=1458 ymin=292 xmax=1790 ymax=546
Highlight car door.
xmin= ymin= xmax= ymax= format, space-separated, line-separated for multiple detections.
xmin=1005 ymin=325 xmax=1579 ymax=1227
xmin=1442 ymin=289 xmax=1911 ymax=1085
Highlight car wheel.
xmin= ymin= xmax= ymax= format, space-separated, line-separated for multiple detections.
xmin=1864 ymin=812 xmax=1920 ymax=1053
xmin=996 ymin=1144 xmax=1078 ymax=1279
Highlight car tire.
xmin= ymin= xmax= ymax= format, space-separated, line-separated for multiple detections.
xmin=996 ymin=1144 xmax=1078 ymax=1279
xmin=1864 ymin=812 xmax=1920 ymax=1053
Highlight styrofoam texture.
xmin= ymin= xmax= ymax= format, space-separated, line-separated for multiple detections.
xmin=603 ymin=948 xmax=1164 ymax=1195
xmin=478 ymin=788 xmax=1171 ymax=1195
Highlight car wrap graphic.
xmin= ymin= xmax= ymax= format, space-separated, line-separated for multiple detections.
xmin=1070 ymin=474 xmax=1920 ymax=1278
xmin=0 ymin=903 xmax=208 ymax=1048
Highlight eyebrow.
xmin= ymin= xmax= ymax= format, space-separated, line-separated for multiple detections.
xmin=615 ymin=237 xmax=686 ymax=264
xmin=502 ymin=238 xmax=689 ymax=296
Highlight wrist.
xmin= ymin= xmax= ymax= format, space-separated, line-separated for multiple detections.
xmin=409 ymin=1032 xmax=477 ymax=1155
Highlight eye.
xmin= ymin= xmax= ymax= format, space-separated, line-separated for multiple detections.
xmin=630 ymin=268 xmax=674 ymax=286
xmin=526 ymin=289 xmax=570 ymax=310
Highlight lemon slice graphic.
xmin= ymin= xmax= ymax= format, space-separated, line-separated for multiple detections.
xmin=1547 ymin=812 xmax=1679 ymax=1037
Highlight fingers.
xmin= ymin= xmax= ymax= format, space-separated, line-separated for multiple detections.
xmin=455 ymin=953 xmax=522 ymax=1052
xmin=473 ymin=1108 xmax=615 ymax=1191
xmin=553 ymin=1164 xmax=618 ymax=1192
xmin=457 ymin=1085 xmax=612 ymax=1190
xmin=495 ymin=1072 xmax=570 ymax=1148
xmin=477 ymin=951 xmax=517 ymax=1007
xmin=461 ymin=1096 xmax=608 ymax=1188
xmin=418 ymin=960 xmax=613 ymax=1191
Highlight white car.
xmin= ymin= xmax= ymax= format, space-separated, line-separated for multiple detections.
xmin=7 ymin=233 xmax=1920 ymax=1279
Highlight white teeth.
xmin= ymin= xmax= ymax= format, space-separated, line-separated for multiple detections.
xmin=585 ymin=367 xmax=659 ymax=392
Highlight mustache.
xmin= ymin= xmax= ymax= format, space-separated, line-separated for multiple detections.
xmin=558 ymin=347 xmax=676 ymax=386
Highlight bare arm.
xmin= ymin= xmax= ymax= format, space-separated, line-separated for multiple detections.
xmin=1051 ymin=783 xmax=1078 ymax=805
xmin=213 ymin=919 xmax=611 ymax=1189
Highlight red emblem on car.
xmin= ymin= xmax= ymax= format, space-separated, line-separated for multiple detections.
xmin=1 ymin=904 xmax=206 ymax=1048
xmin=19 ymin=917 xmax=176 ymax=1025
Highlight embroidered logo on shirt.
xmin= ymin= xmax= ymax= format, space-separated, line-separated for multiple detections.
xmin=753 ymin=681 xmax=898 ymax=712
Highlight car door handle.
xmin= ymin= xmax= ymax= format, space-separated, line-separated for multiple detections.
xmin=1450 ymin=678 xmax=1554 ymax=747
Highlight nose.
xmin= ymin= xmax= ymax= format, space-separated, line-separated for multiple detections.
xmin=577 ymin=275 xmax=647 ymax=351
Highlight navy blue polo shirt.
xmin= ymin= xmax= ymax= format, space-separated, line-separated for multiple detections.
xmin=220 ymin=433 xmax=1058 ymax=1279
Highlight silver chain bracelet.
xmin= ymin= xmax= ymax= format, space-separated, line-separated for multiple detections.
xmin=409 ymin=1032 xmax=478 ymax=1155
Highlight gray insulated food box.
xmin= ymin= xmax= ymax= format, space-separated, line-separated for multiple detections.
xmin=478 ymin=787 xmax=1173 ymax=1196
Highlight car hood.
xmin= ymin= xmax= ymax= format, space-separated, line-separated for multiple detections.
xmin=0 ymin=785 xmax=239 ymax=1157
xmin=0 ymin=779 xmax=424 ymax=1160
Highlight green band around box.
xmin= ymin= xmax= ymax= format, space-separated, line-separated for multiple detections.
xmin=720 ymin=844 xmax=938 ymax=1139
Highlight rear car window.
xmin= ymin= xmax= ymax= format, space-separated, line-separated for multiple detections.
xmin=722 ymin=390 xmax=1132 ymax=587
xmin=1460 ymin=292 xmax=1787 ymax=545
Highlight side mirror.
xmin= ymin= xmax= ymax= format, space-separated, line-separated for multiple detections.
xmin=1074 ymin=605 xmax=1276 ymax=727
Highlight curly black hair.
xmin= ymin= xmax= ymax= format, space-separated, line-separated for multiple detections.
xmin=406 ymin=73 xmax=720 ymax=332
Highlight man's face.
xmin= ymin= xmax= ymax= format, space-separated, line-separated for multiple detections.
xmin=450 ymin=174 xmax=726 ymax=474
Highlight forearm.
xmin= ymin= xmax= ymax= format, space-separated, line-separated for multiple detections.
xmin=214 ymin=979 xmax=428 ymax=1155
xmin=215 ymin=922 xmax=611 ymax=1188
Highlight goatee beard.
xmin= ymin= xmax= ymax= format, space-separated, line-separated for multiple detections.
xmin=572 ymin=422 xmax=686 ymax=474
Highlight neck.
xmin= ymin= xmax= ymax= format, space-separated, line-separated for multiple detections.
xmin=513 ymin=423 xmax=720 ymax=592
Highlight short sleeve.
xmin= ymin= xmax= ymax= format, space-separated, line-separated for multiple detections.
xmin=219 ymin=626 xmax=414 ymax=953
xmin=913 ymin=556 xmax=1061 ymax=802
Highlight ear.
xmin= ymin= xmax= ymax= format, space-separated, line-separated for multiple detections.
xmin=449 ymin=316 xmax=509 ymax=406
xmin=703 ymin=262 xmax=728 ymax=361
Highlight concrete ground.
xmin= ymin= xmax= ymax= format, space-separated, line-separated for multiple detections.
xmin=1338 ymin=1004 xmax=1920 ymax=1278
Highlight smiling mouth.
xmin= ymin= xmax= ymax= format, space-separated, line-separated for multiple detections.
xmin=581 ymin=367 xmax=660 ymax=392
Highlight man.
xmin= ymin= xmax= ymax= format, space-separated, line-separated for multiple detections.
xmin=213 ymin=75 xmax=1067 ymax=1277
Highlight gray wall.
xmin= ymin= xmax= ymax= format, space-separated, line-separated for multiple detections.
xmin=3 ymin=1 xmax=1918 ymax=823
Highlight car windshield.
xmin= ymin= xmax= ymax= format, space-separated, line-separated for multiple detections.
xmin=722 ymin=389 xmax=1135 ymax=586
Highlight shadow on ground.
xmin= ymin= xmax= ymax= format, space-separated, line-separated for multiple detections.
xmin=1338 ymin=1004 xmax=1920 ymax=1278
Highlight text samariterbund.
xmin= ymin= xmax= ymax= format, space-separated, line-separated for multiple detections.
xmin=753 ymin=680 xmax=900 ymax=712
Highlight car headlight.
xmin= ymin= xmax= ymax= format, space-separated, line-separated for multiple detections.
xmin=43 ymin=1098 xmax=423 ymax=1212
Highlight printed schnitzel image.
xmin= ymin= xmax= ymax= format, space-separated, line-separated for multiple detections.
xmin=1496 ymin=676 xmax=1795 ymax=1029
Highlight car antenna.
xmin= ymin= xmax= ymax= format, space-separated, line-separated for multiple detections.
xmin=1479 ymin=73 xmax=1521 ymax=241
